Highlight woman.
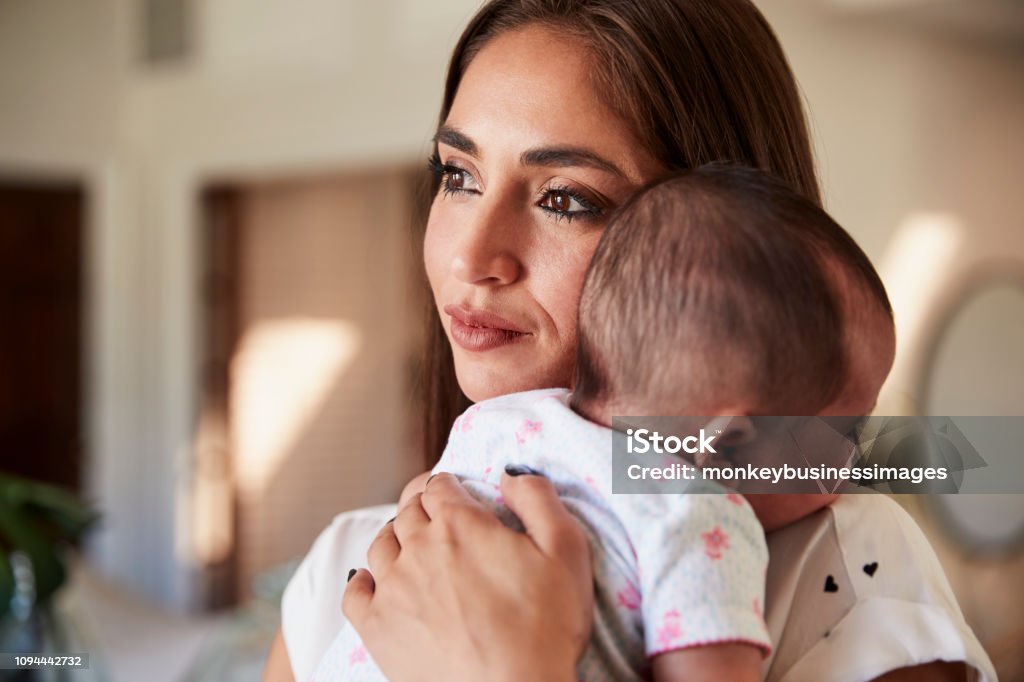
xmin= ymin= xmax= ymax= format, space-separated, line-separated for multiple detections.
xmin=264 ymin=1 xmax=992 ymax=680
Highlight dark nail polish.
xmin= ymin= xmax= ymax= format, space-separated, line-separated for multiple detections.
xmin=347 ymin=568 xmax=357 ymax=583
xmin=504 ymin=464 xmax=544 ymax=477
xmin=425 ymin=473 xmax=438 ymax=487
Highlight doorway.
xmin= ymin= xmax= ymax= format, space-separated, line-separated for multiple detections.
xmin=195 ymin=168 xmax=425 ymax=606
xmin=0 ymin=181 xmax=84 ymax=492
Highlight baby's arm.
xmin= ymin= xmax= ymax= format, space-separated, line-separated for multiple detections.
xmin=653 ymin=642 xmax=761 ymax=682
xmin=618 ymin=490 xmax=771 ymax=682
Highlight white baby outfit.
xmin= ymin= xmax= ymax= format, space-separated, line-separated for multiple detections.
xmin=310 ymin=388 xmax=771 ymax=681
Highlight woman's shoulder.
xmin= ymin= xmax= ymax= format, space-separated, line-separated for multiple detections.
xmin=280 ymin=504 xmax=397 ymax=682
xmin=763 ymin=494 xmax=995 ymax=682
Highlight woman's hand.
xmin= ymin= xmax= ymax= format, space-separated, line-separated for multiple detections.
xmin=343 ymin=471 xmax=593 ymax=682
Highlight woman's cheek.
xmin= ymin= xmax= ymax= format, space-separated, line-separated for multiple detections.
xmin=540 ymin=234 xmax=603 ymax=345
xmin=422 ymin=211 xmax=450 ymax=303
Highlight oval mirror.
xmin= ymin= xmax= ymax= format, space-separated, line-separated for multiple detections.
xmin=923 ymin=273 xmax=1024 ymax=555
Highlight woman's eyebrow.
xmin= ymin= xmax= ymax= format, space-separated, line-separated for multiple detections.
xmin=434 ymin=126 xmax=478 ymax=157
xmin=434 ymin=125 xmax=625 ymax=178
xmin=520 ymin=147 xmax=625 ymax=177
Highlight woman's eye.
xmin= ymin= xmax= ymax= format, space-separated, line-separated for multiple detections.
xmin=539 ymin=187 xmax=603 ymax=222
xmin=447 ymin=169 xmax=467 ymax=190
xmin=544 ymin=190 xmax=573 ymax=212
xmin=427 ymin=155 xmax=480 ymax=198
xmin=441 ymin=166 xmax=480 ymax=197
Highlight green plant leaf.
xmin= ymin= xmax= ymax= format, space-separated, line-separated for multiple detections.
xmin=0 ymin=474 xmax=98 ymax=542
xmin=0 ymin=474 xmax=95 ymax=605
xmin=0 ymin=506 xmax=65 ymax=602
xmin=0 ymin=546 xmax=13 ymax=618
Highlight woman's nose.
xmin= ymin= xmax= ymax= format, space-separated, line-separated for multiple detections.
xmin=452 ymin=250 xmax=520 ymax=285
xmin=450 ymin=203 xmax=522 ymax=286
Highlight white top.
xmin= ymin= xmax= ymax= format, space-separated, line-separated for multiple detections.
xmin=762 ymin=494 xmax=995 ymax=681
xmin=282 ymin=476 xmax=995 ymax=682
xmin=307 ymin=388 xmax=771 ymax=681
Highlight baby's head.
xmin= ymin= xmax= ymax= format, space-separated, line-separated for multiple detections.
xmin=572 ymin=165 xmax=895 ymax=423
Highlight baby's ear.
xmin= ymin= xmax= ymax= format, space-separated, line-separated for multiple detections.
xmin=399 ymin=471 xmax=433 ymax=508
xmin=707 ymin=415 xmax=757 ymax=448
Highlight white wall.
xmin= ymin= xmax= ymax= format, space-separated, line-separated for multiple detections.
xmin=755 ymin=1 xmax=1024 ymax=410
xmin=1 ymin=0 xmax=1021 ymax=611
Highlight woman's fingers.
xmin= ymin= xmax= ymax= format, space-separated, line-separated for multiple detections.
xmin=397 ymin=471 xmax=432 ymax=509
xmin=420 ymin=473 xmax=503 ymax=546
xmin=393 ymin=492 xmax=430 ymax=543
xmin=420 ymin=472 xmax=488 ymax=519
xmin=342 ymin=568 xmax=375 ymax=623
xmin=342 ymin=469 xmax=594 ymax=682
xmin=346 ymin=497 xmax=429 ymax=631
xmin=499 ymin=470 xmax=594 ymax=649
xmin=500 ymin=471 xmax=590 ymax=564
xmin=366 ymin=517 xmax=400 ymax=575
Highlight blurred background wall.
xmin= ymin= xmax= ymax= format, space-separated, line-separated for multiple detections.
xmin=0 ymin=0 xmax=1022 ymax=679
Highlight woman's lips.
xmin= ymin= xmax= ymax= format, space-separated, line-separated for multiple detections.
xmin=444 ymin=304 xmax=531 ymax=352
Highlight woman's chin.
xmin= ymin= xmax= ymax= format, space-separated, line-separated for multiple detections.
xmin=454 ymin=357 xmax=569 ymax=403
xmin=456 ymin=368 xmax=536 ymax=403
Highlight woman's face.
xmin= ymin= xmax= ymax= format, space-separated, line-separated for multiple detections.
xmin=424 ymin=25 xmax=664 ymax=402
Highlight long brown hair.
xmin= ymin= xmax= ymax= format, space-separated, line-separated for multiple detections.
xmin=420 ymin=0 xmax=821 ymax=466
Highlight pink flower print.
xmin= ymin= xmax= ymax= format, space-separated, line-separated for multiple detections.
xmin=656 ymin=609 xmax=684 ymax=650
xmin=701 ymin=526 xmax=730 ymax=560
xmin=617 ymin=582 xmax=641 ymax=611
xmin=515 ymin=419 xmax=543 ymax=445
xmin=348 ymin=644 xmax=368 ymax=665
xmin=488 ymin=471 xmax=505 ymax=507
xmin=460 ymin=404 xmax=482 ymax=432
xmin=726 ymin=492 xmax=744 ymax=506
xmin=752 ymin=597 xmax=762 ymax=618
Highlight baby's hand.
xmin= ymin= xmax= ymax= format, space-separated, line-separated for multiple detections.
xmin=746 ymin=493 xmax=837 ymax=532
xmin=398 ymin=471 xmax=433 ymax=508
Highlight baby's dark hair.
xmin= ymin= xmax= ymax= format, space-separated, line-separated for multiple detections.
xmin=572 ymin=165 xmax=892 ymax=417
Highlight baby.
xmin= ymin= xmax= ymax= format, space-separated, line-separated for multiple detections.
xmin=312 ymin=165 xmax=893 ymax=681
